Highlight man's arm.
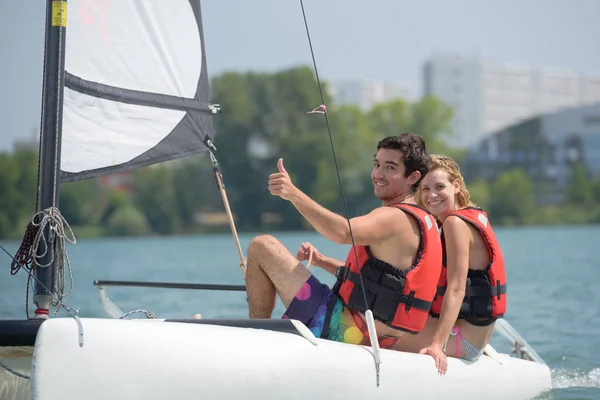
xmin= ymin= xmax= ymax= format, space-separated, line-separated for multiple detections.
xmin=269 ymin=158 xmax=404 ymax=245
xmin=314 ymin=255 xmax=345 ymax=276
xmin=291 ymin=191 xmax=405 ymax=245
xmin=289 ymin=189 xmax=355 ymax=243
xmin=296 ymin=242 xmax=345 ymax=276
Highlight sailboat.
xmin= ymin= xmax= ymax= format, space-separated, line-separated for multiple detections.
xmin=0 ymin=1 xmax=552 ymax=399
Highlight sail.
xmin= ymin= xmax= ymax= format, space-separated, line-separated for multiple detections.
xmin=60 ymin=0 xmax=215 ymax=182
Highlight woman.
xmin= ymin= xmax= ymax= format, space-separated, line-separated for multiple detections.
xmin=394 ymin=154 xmax=507 ymax=374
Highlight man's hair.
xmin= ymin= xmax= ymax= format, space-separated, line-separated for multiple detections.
xmin=376 ymin=133 xmax=431 ymax=192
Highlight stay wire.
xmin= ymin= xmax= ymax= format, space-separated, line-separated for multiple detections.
xmin=298 ymin=0 xmax=370 ymax=312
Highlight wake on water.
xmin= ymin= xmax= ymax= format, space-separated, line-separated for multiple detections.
xmin=551 ymin=367 xmax=600 ymax=389
xmin=531 ymin=368 xmax=600 ymax=400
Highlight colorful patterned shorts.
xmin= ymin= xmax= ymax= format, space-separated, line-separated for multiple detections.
xmin=282 ymin=275 xmax=402 ymax=349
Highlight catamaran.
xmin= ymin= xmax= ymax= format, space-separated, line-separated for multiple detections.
xmin=0 ymin=1 xmax=551 ymax=399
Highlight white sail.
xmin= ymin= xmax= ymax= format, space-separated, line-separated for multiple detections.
xmin=60 ymin=0 xmax=215 ymax=182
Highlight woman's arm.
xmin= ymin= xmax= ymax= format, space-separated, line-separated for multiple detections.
xmin=430 ymin=216 xmax=471 ymax=349
xmin=419 ymin=216 xmax=471 ymax=374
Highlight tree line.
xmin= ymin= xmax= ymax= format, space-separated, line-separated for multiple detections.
xmin=1 ymin=66 xmax=599 ymax=240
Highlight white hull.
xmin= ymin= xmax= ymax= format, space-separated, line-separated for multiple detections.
xmin=1 ymin=317 xmax=551 ymax=400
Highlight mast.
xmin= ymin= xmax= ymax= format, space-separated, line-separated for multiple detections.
xmin=33 ymin=0 xmax=68 ymax=318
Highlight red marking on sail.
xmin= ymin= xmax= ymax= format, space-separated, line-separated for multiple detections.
xmin=80 ymin=0 xmax=111 ymax=44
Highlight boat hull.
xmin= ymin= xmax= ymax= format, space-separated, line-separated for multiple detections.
xmin=14 ymin=317 xmax=552 ymax=400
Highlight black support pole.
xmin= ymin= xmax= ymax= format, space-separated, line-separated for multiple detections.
xmin=33 ymin=0 xmax=68 ymax=317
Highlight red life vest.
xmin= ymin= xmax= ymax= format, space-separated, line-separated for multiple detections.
xmin=430 ymin=208 xmax=507 ymax=325
xmin=333 ymin=203 xmax=442 ymax=334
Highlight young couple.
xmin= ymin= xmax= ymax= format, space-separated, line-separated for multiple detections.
xmin=245 ymin=133 xmax=507 ymax=374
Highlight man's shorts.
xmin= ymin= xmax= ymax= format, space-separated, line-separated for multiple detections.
xmin=281 ymin=274 xmax=402 ymax=349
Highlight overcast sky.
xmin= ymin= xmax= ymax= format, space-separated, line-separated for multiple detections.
xmin=1 ymin=0 xmax=599 ymax=151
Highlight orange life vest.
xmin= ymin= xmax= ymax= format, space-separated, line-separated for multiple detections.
xmin=333 ymin=203 xmax=442 ymax=334
xmin=430 ymin=208 xmax=507 ymax=325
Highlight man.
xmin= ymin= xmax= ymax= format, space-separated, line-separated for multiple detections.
xmin=246 ymin=133 xmax=442 ymax=349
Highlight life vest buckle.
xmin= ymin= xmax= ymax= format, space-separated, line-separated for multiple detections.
xmin=405 ymin=290 xmax=416 ymax=311
xmin=335 ymin=266 xmax=350 ymax=281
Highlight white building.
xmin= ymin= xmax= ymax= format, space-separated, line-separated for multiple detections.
xmin=328 ymin=79 xmax=412 ymax=110
xmin=423 ymin=52 xmax=600 ymax=148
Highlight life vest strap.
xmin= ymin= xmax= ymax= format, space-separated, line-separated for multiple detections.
xmin=319 ymin=293 xmax=339 ymax=339
xmin=467 ymin=317 xmax=497 ymax=326
xmin=436 ymin=283 xmax=507 ymax=298
xmin=336 ymin=267 xmax=432 ymax=311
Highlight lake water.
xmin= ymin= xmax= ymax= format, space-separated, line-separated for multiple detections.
xmin=1 ymin=225 xmax=599 ymax=399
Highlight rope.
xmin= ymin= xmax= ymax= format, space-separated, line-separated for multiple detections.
xmin=209 ymin=151 xmax=247 ymax=276
xmin=10 ymin=222 xmax=39 ymax=319
xmin=10 ymin=222 xmax=39 ymax=275
xmin=1 ymin=238 xmax=80 ymax=315
xmin=299 ymin=0 xmax=382 ymax=386
xmin=305 ymin=247 xmax=313 ymax=270
xmin=11 ymin=208 xmax=77 ymax=314
xmin=6 ymin=208 xmax=76 ymax=316
xmin=119 ymin=309 xmax=156 ymax=320
xmin=296 ymin=244 xmax=313 ymax=270
xmin=0 ymin=358 xmax=30 ymax=380
xmin=298 ymin=0 xmax=370 ymax=317
xmin=32 ymin=207 xmax=76 ymax=308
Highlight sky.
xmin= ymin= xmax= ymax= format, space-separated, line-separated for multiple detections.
xmin=1 ymin=0 xmax=599 ymax=151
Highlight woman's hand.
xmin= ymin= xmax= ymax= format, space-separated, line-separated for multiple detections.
xmin=419 ymin=343 xmax=448 ymax=375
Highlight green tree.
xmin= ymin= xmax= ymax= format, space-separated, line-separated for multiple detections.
xmin=408 ymin=95 xmax=454 ymax=153
xmin=303 ymin=104 xmax=375 ymax=218
xmin=488 ymin=169 xmax=535 ymax=225
xmin=172 ymin=157 xmax=223 ymax=232
xmin=467 ymin=179 xmax=491 ymax=210
xmin=210 ymin=71 xmax=273 ymax=230
xmin=564 ymin=162 xmax=593 ymax=205
xmin=60 ymin=179 xmax=105 ymax=226
xmin=593 ymin=176 xmax=600 ymax=202
xmin=368 ymin=99 xmax=412 ymax=140
xmin=132 ymin=165 xmax=181 ymax=234
xmin=0 ymin=68 xmax=466 ymax=239
xmin=211 ymin=66 xmax=333 ymax=230
xmin=366 ymin=96 xmax=454 ymax=155
xmin=0 ymin=153 xmax=20 ymax=237
xmin=0 ymin=145 xmax=40 ymax=238
xmin=104 ymin=202 xmax=151 ymax=236
xmin=12 ymin=143 xmax=39 ymax=223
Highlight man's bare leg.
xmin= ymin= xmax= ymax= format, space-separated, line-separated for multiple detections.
xmin=246 ymin=235 xmax=312 ymax=319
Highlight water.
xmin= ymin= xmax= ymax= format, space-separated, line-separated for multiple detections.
xmin=1 ymin=226 xmax=599 ymax=399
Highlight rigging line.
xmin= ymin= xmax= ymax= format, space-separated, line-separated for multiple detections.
xmin=298 ymin=0 xmax=383 ymax=383
xmin=298 ymin=3 xmax=382 ymax=385
xmin=0 ymin=243 xmax=77 ymax=316
xmin=298 ymin=0 xmax=370 ymax=316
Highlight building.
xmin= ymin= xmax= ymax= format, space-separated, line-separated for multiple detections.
xmin=423 ymin=52 xmax=600 ymax=148
xmin=328 ymin=79 xmax=412 ymax=110
xmin=462 ymin=103 xmax=600 ymax=205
